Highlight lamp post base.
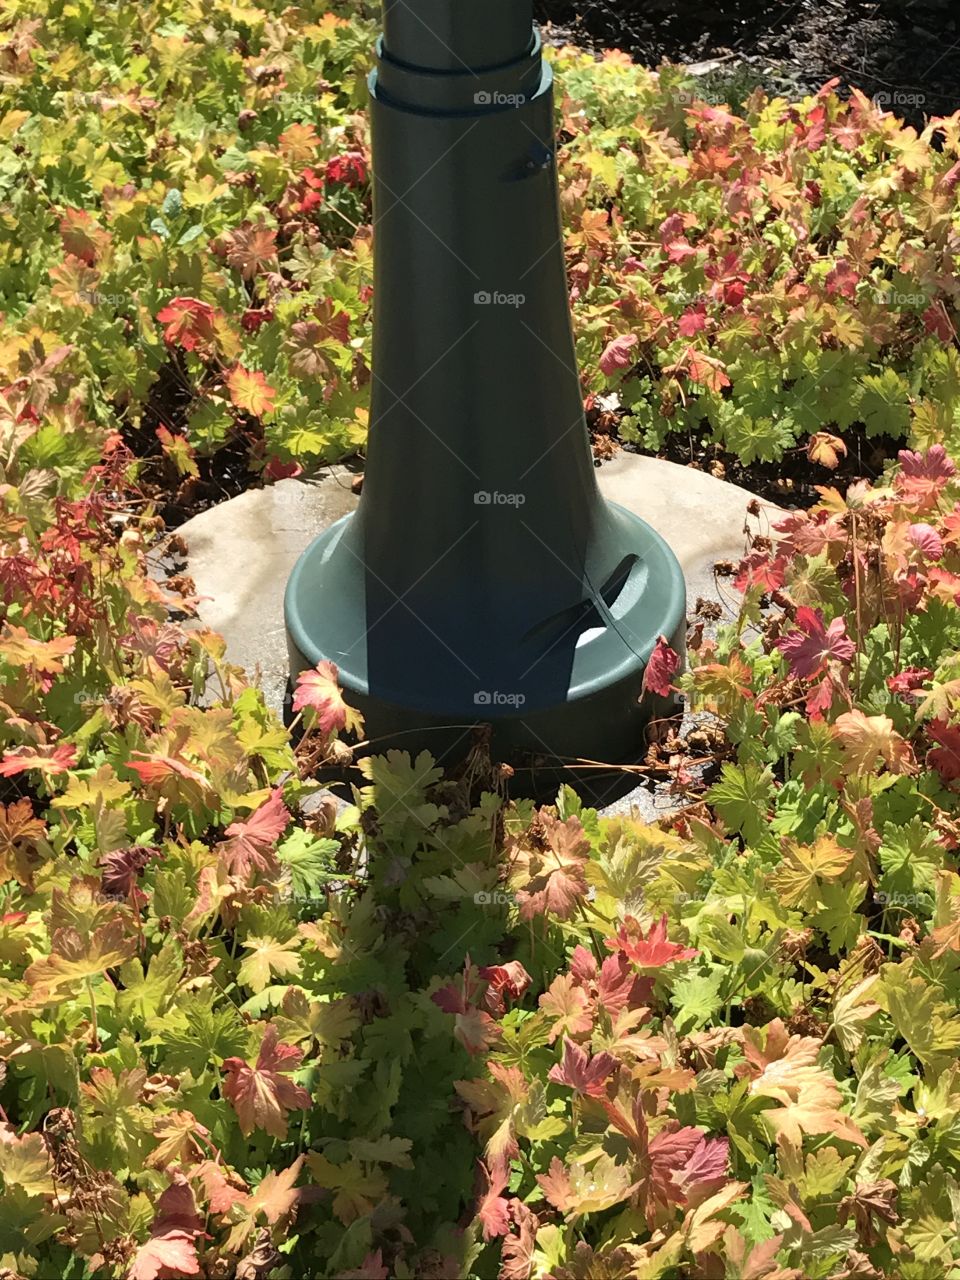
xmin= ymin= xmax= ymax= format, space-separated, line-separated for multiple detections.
xmin=284 ymin=499 xmax=686 ymax=781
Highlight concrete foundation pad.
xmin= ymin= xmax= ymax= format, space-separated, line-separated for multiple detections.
xmin=179 ymin=455 xmax=782 ymax=816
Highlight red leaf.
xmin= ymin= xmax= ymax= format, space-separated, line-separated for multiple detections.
xmin=895 ymin=445 xmax=957 ymax=510
xmin=887 ymin=667 xmax=933 ymax=699
xmin=825 ymin=259 xmax=858 ymax=298
xmin=0 ymin=743 xmax=77 ymax=778
xmin=156 ymin=297 xmax=218 ymax=351
xmin=264 ymin=457 xmax=303 ymax=481
xmin=325 ymin=151 xmax=368 ymax=186
xmin=222 ymin=1024 xmax=312 ymax=1139
xmin=775 ymin=607 xmax=855 ymax=680
xmin=927 ymin=719 xmax=960 ymax=782
xmin=477 ymin=960 xmax=531 ymax=1016
xmin=599 ymin=333 xmax=638 ymax=377
xmin=607 ymin=914 xmax=698 ymax=968
xmin=735 ymin=551 xmax=787 ymax=594
xmin=548 ymin=1037 xmax=617 ymax=1097
xmin=642 ymin=634 xmax=680 ymax=697
xmin=218 ymin=787 xmax=290 ymax=879
xmin=922 ymin=303 xmax=954 ymax=342
xmin=678 ymin=305 xmax=707 ymax=337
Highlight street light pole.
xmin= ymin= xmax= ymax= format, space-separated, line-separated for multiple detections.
xmin=285 ymin=0 xmax=686 ymax=781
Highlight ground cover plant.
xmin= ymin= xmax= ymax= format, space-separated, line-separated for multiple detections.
xmin=4 ymin=1 xmax=960 ymax=1279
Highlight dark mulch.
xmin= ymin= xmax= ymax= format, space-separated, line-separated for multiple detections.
xmin=537 ymin=0 xmax=960 ymax=125
xmin=128 ymin=356 xmax=257 ymax=527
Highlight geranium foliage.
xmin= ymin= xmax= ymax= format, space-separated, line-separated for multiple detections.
xmin=4 ymin=2 xmax=960 ymax=1279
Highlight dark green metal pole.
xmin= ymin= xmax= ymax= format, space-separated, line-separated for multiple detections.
xmin=285 ymin=0 xmax=686 ymax=779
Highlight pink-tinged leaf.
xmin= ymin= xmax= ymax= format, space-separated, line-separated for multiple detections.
xmin=222 ymin=1024 xmax=312 ymax=1139
xmin=887 ymin=667 xmax=933 ymax=699
xmin=536 ymin=1156 xmax=575 ymax=1212
xmin=908 ymin=523 xmax=944 ymax=561
xmin=805 ymin=674 xmax=836 ymax=719
xmin=99 ymin=845 xmax=158 ymax=899
xmin=478 ymin=960 xmax=531 ymax=1016
xmin=500 ymin=1201 xmax=538 ymax=1280
xmin=825 ymin=259 xmax=858 ymax=298
xmin=923 ymin=303 xmax=954 ymax=342
xmin=659 ymin=213 xmax=699 ymax=263
xmin=128 ymin=1175 xmax=203 ymax=1280
xmin=569 ymin=944 xmax=598 ymax=984
xmin=927 ymin=719 xmax=960 ymax=782
xmin=599 ymin=333 xmax=638 ymax=377
xmin=669 ymin=1134 xmax=730 ymax=1207
xmin=895 ymin=445 xmax=957 ymax=510
xmin=678 ymin=305 xmax=707 ymax=337
xmin=0 ymin=743 xmax=77 ymax=778
xmin=128 ymin=1232 xmax=199 ymax=1280
xmin=597 ymin=952 xmax=653 ymax=1015
xmin=538 ymin=972 xmax=593 ymax=1042
xmin=775 ymin=607 xmax=855 ymax=680
xmin=511 ymin=811 xmax=590 ymax=922
xmin=607 ymin=914 xmax=698 ymax=968
xmin=671 ymin=347 xmax=730 ymax=392
xmin=218 ymin=787 xmax=290 ymax=879
xmin=548 ymin=1038 xmax=617 ymax=1097
xmin=195 ymin=1160 xmax=248 ymax=1214
xmin=292 ymin=660 xmax=352 ymax=734
xmin=642 ymin=635 xmax=680 ymax=697
xmin=477 ymin=1162 xmax=511 ymax=1240
xmin=452 ymin=1006 xmax=501 ymax=1055
xmin=341 ymin=1251 xmax=390 ymax=1280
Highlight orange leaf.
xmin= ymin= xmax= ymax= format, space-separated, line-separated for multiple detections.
xmin=226 ymin=366 xmax=276 ymax=418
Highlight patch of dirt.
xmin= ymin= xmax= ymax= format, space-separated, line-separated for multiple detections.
xmin=125 ymin=357 xmax=259 ymax=527
xmin=537 ymin=0 xmax=960 ymax=125
xmin=591 ymin=416 xmax=892 ymax=511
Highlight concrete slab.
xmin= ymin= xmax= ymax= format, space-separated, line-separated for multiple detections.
xmin=179 ymin=467 xmax=358 ymax=713
xmin=178 ymin=454 xmax=783 ymax=816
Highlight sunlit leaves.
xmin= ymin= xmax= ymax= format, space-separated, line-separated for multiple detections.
xmin=222 ymin=1024 xmax=312 ymax=1139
